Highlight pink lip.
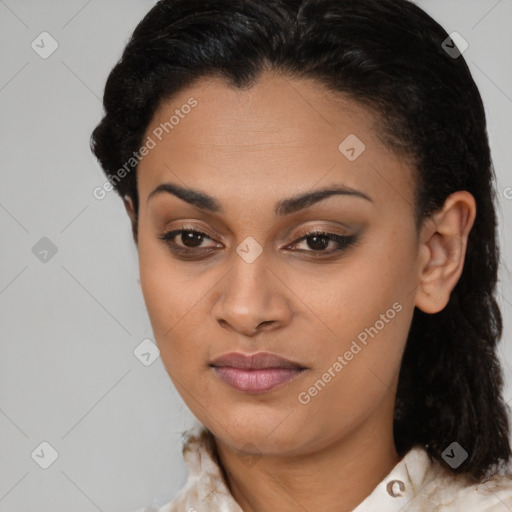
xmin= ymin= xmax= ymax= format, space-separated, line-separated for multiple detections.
xmin=212 ymin=367 xmax=305 ymax=394
xmin=210 ymin=352 xmax=307 ymax=394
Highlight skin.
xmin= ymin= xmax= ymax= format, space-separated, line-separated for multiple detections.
xmin=123 ymin=70 xmax=476 ymax=512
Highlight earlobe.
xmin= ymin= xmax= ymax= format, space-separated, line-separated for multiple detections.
xmin=414 ymin=191 xmax=476 ymax=314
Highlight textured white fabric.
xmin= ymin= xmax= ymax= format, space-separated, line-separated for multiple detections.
xmin=134 ymin=423 xmax=512 ymax=512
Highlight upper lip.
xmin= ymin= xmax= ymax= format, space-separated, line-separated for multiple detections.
xmin=210 ymin=352 xmax=306 ymax=370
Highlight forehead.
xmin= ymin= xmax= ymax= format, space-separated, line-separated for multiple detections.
xmin=137 ymin=71 xmax=415 ymax=215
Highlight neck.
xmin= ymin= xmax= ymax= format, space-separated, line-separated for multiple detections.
xmin=213 ymin=394 xmax=401 ymax=512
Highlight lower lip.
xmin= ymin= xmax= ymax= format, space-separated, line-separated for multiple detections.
xmin=212 ymin=366 xmax=305 ymax=394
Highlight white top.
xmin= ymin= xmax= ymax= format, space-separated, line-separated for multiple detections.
xmin=134 ymin=423 xmax=512 ymax=511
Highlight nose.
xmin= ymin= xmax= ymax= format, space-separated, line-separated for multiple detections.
xmin=211 ymin=255 xmax=293 ymax=337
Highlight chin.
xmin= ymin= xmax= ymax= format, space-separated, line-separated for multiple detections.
xmin=207 ymin=412 xmax=306 ymax=454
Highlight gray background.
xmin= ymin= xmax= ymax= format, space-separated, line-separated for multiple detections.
xmin=0 ymin=1 xmax=511 ymax=511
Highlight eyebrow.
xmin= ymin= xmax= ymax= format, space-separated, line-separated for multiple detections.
xmin=147 ymin=182 xmax=373 ymax=216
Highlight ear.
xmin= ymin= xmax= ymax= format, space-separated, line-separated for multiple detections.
xmin=123 ymin=195 xmax=138 ymax=245
xmin=414 ymin=191 xmax=476 ymax=314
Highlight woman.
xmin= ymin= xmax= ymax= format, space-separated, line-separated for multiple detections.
xmin=90 ymin=0 xmax=512 ymax=510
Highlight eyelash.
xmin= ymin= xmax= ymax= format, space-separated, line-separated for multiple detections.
xmin=158 ymin=226 xmax=358 ymax=259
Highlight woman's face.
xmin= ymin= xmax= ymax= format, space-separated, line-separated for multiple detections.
xmin=134 ymin=72 xmax=423 ymax=455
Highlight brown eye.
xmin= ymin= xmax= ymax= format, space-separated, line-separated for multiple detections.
xmin=290 ymin=231 xmax=358 ymax=256
xmin=158 ymin=227 xmax=358 ymax=260
xmin=158 ymin=228 xmax=219 ymax=250
xmin=177 ymin=230 xmax=206 ymax=248
xmin=303 ymin=233 xmax=331 ymax=251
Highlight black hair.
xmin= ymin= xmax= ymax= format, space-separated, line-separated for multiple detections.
xmin=90 ymin=0 xmax=511 ymax=482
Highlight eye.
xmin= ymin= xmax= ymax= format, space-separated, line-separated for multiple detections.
xmin=287 ymin=230 xmax=358 ymax=256
xmin=158 ymin=226 xmax=358 ymax=258
xmin=158 ymin=227 xmax=219 ymax=251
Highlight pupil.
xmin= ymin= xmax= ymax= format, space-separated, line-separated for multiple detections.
xmin=308 ymin=234 xmax=329 ymax=251
xmin=182 ymin=231 xmax=204 ymax=247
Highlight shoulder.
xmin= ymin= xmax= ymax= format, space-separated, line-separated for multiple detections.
xmin=354 ymin=445 xmax=512 ymax=512
xmin=454 ymin=473 xmax=512 ymax=511
xmin=417 ymin=460 xmax=512 ymax=511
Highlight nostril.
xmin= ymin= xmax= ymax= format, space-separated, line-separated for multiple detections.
xmin=258 ymin=320 xmax=273 ymax=327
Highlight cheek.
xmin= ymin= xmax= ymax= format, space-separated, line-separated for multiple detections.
xmin=138 ymin=233 xmax=188 ymax=340
xmin=309 ymin=231 xmax=414 ymax=342
xmin=137 ymin=235 xmax=215 ymax=374
xmin=139 ymin=251 xmax=173 ymax=334
xmin=298 ymin=228 xmax=416 ymax=394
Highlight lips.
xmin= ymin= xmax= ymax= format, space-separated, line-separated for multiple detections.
xmin=210 ymin=352 xmax=307 ymax=394
xmin=210 ymin=351 xmax=305 ymax=370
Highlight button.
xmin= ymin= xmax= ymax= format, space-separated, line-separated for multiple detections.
xmin=386 ymin=479 xmax=405 ymax=497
